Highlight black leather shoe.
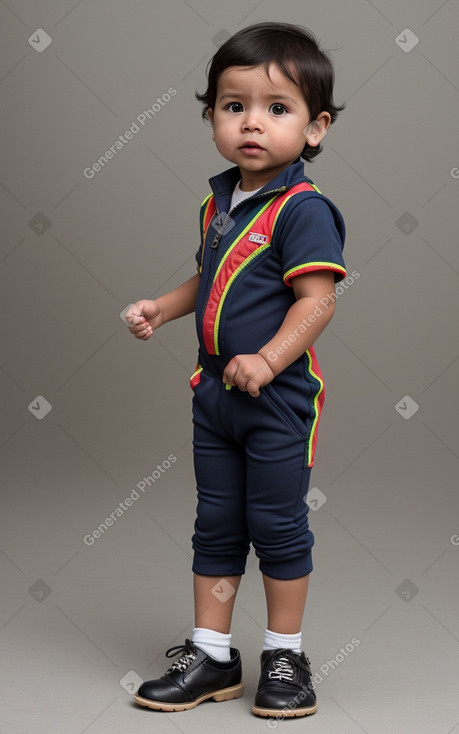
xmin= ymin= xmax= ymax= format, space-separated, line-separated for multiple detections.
xmin=252 ymin=648 xmax=318 ymax=718
xmin=134 ymin=638 xmax=244 ymax=712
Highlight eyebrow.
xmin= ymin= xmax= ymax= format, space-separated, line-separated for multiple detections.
xmin=218 ymin=92 xmax=299 ymax=105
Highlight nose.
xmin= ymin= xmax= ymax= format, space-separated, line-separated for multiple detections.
xmin=242 ymin=109 xmax=264 ymax=133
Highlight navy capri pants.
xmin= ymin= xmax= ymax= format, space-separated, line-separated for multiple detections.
xmin=191 ymin=366 xmax=315 ymax=580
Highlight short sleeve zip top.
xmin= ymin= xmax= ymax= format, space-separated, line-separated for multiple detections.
xmin=195 ymin=159 xmax=346 ymax=364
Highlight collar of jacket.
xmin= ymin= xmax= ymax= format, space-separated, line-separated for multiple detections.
xmin=208 ymin=158 xmax=313 ymax=213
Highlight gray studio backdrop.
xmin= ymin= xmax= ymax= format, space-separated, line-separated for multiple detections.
xmin=1 ymin=1 xmax=458 ymax=733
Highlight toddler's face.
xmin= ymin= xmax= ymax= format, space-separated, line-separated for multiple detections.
xmin=207 ymin=63 xmax=330 ymax=189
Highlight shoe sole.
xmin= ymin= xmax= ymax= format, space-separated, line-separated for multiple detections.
xmin=134 ymin=681 xmax=244 ymax=712
xmin=252 ymin=701 xmax=318 ymax=718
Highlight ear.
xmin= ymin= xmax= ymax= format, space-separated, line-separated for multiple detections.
xmin=207 ymin=108 xmax=215 ymax=140
xmin=303 ymin=112 xmax=331 ymax=146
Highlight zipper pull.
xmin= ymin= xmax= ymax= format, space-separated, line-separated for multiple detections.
xmin=211 ymin=232 xmax=222 ymax=249
xmin=210 ymin=210 xmax=231 ymax=249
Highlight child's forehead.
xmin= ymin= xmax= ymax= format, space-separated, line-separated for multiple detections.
xmin=217 ymin=63 xmax=299 ymax=95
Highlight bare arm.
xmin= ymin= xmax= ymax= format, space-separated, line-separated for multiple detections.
xmin=156 ymin=273 xmax=200 ymax=324
xmin=258 ymin=271 xmax=336 ymax=375
xmin=125 ymin=273 xmax=200 ymax=340
xmin=223 ymin=271 xmax=336 ymax=395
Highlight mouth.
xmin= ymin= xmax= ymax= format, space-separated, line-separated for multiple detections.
xmin=239 ymin=141 xmax=265 ymax=154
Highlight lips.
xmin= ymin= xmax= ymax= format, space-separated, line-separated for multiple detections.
xmin=239 ymin=141 xmax=265 ymax=155
xmin=240 ymin=141 xmax=264 ymax=150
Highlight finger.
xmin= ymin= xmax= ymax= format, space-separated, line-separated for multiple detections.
xmin=126 ymin=313 xmax=145 ymax=327
xmin=128 ymin=323 xmax=145 ymax=334
xmin=130 ymin=323 xmax=151 ymax=338
xmin=126 ymin=304 xmax=140 ymax=320
xmin=223 ymin=360 xmax=238 ymax=386
xmin=246 ymin=380 xmax=260 ymax=398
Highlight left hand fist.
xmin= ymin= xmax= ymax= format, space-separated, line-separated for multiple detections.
xmin=223 ymin=353 xmax=275 ymax=397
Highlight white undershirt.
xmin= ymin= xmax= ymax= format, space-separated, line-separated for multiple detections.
xmin=230 ymin=179 xmax=262 ymax=211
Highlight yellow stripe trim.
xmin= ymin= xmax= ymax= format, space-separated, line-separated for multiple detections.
xmin=214 ymin=243 xmax=271 ymax=354
xmin=270 ymin=184 xmax=322 ymax=236
xmin=213 ymin=197 xmax=277 ymax=282
xmin=305 ymin=350 xmax=324 ymax=466
xmin=201 ymin=192 xmax=213 ymax=208
xmin=271 ymin=192 xmax=302 ymax=233
xmin=190 ymin=365 xmax=203 ymax=382
xmin=284 ymin=261 xmax=346 ymax=283
xmin=202 ymin=195 xmax=215 ymax=234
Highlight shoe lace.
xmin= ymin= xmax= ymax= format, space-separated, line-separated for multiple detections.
xmin=165 ymin=639 xmax=197 ymax=674
xmin=268 ymin=655 xmax=295 ymax=682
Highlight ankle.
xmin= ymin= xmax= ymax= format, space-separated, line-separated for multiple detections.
xmin=192 ymin=627 xmax=232 ymax=662
xmin=263 ymin=629 xmax=302 ymax=653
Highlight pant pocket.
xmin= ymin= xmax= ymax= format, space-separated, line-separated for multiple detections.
xmin=190 ymin=364 xmax=203 ymax=389
xmin=260 ymin=383 xmax=307 ymax=439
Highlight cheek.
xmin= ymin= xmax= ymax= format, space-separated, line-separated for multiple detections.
xmin=214 ymin=121 xmax=235 ymax=144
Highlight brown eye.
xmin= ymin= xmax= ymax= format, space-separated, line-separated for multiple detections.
xmin=270 ymin=103 xmax=287 ymax=116
xmin=227 ymin=102 xmax=244 ymax=113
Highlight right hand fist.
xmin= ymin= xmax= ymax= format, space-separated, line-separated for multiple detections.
xmin=125 ymin=299 xmax=161 ymax=340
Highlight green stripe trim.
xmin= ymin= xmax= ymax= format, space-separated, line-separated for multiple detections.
xmin=284 ymin=261 xmax=347 ymax=283
xmin=305 ymin=349 xmax=324 ymax=466
xmin=200 ymin=193 xmax=214 ymax=235
xmin=213 ymin=197 xmax=277 ymax=282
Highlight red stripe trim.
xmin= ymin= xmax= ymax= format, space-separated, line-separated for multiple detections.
xmin=202 ymin=237 xmax=269 ymax=353
xmin=202 ymin=182 xmax=315 ymax=355
xmin=284 ymin=262 xmax=347 ymax=286
xmin=190 ymin=364 xmax=203 ymax=389
xmin=202 ymin=198 xmax=217 ymax=242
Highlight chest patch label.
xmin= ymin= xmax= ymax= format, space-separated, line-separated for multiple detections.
xmin=248 ymin=232 xmax=269 ymax=244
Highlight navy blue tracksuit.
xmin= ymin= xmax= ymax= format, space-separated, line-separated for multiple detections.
xmin=190 ymin=159 xmax=346 ymax=580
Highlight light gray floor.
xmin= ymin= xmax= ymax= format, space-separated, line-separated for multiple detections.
xmin=1 ymin=0 xmax=459 ymax=732
xmin=1 ymin=438 xmax=458 ymax=734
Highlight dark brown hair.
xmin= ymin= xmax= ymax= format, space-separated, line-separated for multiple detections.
xmin=196 ymin=21 xmax=344 ymax=161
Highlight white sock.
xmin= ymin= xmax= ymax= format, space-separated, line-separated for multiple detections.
xmin=263 ymin=629 xmax=302 ymax=653
xmin=191 ymin=627 xmax=232 ymax=662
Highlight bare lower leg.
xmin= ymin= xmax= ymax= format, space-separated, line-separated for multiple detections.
xmin=262 ymin=573 xmax=310 ymax=633
xmin=193 ymin=573 xmax=242 ymax=634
